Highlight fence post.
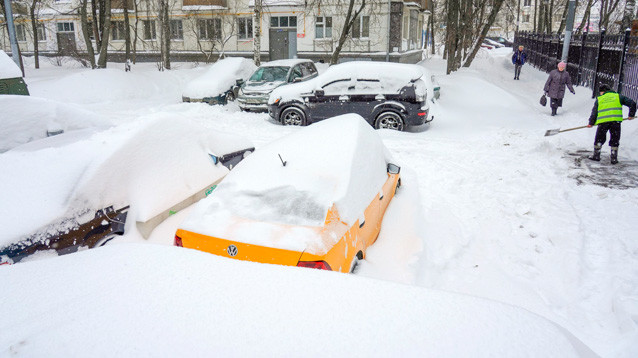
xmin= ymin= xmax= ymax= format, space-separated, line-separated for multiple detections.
xmin=592 ymin=28 xmax=606 ymax=98
xmin=577 ymin=31 xmax=587 ymax=84
xmin=617 ymin=29 xmax=631 ymax=94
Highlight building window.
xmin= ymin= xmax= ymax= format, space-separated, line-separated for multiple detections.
xmin=111 ymin=21 xmax=126 ymax=40
xmin=238 ymin=17 xmax=253 ymax=39
xmin=198 ymin=18 xmax=221 ymax=40
xmin=352 ymin=15 xmax=369 ymax=39
xmin=57 ymin=22 xmax=74 ymax=32
xmin=16 ymin=24 xmax=27 ymax=42
xmin=270 ymin=16 xmax=297 ymax=28
xmin=523 ymin=14 xmax=530 ymax=23
xmin=36 ymin=24 xmax=47 ymax=41
xmin=523 ymin=0 xmax=531 ymax=6
xmin=170 ymin=20 xmax=183 ymax=40
xmin=315 ymin=16 xmax=332 ymax=39
xmin=143 ymin=20 xmax=156 ymax=40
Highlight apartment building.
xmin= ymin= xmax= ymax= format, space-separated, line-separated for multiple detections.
xmin=1 ymin=0 xmax=430 ymax=63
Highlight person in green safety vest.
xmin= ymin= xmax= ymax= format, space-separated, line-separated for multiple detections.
xmin=587 ymin=84 xmax=636 ymax=164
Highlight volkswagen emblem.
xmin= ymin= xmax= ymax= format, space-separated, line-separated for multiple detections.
xmin=227 ymin=245 xmax=238 ymax=257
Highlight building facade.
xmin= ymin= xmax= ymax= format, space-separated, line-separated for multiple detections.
xmin=1 ymin=0 xmax=430 ymax=63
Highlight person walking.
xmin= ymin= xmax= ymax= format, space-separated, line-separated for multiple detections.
xmin=543 ymin=61 xmax=575 ymax=116
xmin=587 ymin=84 xmax=636 ymax=164
xmin=512 ymin=45 xmax=527 ymax=80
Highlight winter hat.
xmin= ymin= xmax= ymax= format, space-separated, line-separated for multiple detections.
xmin=599 ymin=84 xmax=611 ymax=92
xmin=557 ymin=61 xmax=567 ymax=69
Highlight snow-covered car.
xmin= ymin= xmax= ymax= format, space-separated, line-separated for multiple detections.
xmin=267 ymin=61 xmax=432 ymax=131
xmin=175 ymin=114 xmax=401 ymax=273
xmin=486 ymin=36 xmax=513 ymax=47
xmin=483 ymin=39 xmax=505 ymax=48
xmin=0 ymin=50 xmax=29 ymax=95
xmin=237 ymin=59 xmax=318 ymax=112
xmin=0 ymin=117 xmax=254 ymax=264
xmin=182 ymin=57 xmax=257 ymax=105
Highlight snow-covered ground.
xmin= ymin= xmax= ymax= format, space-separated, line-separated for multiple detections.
xmin=1 ymin=50 xmax=637 ymax=357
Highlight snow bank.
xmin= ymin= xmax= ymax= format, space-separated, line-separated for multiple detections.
xmin=0 ymin=115 xmax=251 ymax=246
xmin=182 ymin=57 xmax=256 ymax=98
xmin=0 ymin=50 xmax=21 ymax=79
xmin=0 ymin=95 xmax=110 ymax=152
xmin=180 ymin=114 xmax=391 ymax=253
xmin=0 ymin=244 xmax=590 ymax=357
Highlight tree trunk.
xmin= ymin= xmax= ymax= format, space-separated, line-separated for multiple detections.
xmin=162 ymin=0 xmax=170 ymax=69
xmin=446 ymin=0 xmax=460 ymax=73
xmin=124 ymin=0 xmax=130 ymax=61
xmin=462 ymin=0 xmax=505 ymax=67
xmin=29 ymin=0 xmax=39 ymax=69
xmin=92 ymin=0 xmax=101 ymax=49
xmin=430 ymin=0 xmax=435 ymax=55
xmin=133 ymin=0 xmax=139 ymax=63
xmin=330 ymin=0 xmax=366 ymax=65
xmin=80 ymin=0 xmax=96 ymax=68
xmin=97 ymin=0 xmax=111 ymax=68
xmin=254 ymin=0 xmax=261 ymax=66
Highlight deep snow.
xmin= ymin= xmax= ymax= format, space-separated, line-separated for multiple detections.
xmin=1 ymin=49 xmax=637 ymax=357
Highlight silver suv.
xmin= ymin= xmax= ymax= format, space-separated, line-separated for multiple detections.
xmin=237 ymin=59 xmax=318 ymax=112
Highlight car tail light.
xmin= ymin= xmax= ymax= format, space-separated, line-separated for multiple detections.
xmin=174 ymin=235 xmax=183 ymax=247
xmin=297 ymin=261 xmax=332 ymax=271
xmin=418 ymin=112 xmax=427 ymax=116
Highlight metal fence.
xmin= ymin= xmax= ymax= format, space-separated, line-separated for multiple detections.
xmin=515 ymin=30 xmax=638 ymax=101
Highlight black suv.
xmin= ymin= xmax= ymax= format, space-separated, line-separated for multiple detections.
xmin=268 ymin=61 xmax=432 ymax=131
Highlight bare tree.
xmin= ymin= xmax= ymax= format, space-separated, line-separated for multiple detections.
xmin=79 ymin=0 xmax=97 ymax=68
xmin=27 ymin=0 xmax=43 ymax=68
xmin=96 ymin=0 xmax=112 ymax=67
xmin=599 ymin=0 xmax=622 ymax=30
xmin=254 ymin=0 xmax=261 ymax=66
xmin=330 ymin=0 xmax=366 ymax=64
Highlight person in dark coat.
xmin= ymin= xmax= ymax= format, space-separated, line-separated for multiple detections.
xmin=587 ymin=84 xmax=636 ymax=164
xmin=512 ymin=45 xmax=527 ymax=80
xmin=543 ymin=61 xmax=575 ymax=116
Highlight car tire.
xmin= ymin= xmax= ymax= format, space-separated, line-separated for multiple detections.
xmin=226 ymin=91 xmax=236 ymax=102
xmin=280 ymin=106 xmax=307 ymax=126
xmin=375 ymin=111 xmax=405 ymax=131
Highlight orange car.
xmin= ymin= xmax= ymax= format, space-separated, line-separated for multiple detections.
xmin=175 ymin=114 xmax=401 ymax=273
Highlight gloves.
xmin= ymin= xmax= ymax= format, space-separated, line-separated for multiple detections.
xmin=571 ymin=90 xmax=576 ymax=94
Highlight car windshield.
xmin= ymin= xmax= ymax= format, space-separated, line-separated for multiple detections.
xmin=249 ymin=66 xmax=289 ymax=82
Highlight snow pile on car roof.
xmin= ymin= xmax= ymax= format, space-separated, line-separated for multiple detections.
xmin=0 ymin=50 xmax=22 ymax=79
xmin=182 ymin=57 xmax=256 ymax=98
xmin=270 ymin=61 xmax=424 ymax=103
xmin=0 ymin=116 xmax=250 ymax=246
xmin=180 ymin=114 xmax=393 ymax=253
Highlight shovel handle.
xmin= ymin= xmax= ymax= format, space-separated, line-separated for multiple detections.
xmin=565 ymin=118 xmax=633 ymax=133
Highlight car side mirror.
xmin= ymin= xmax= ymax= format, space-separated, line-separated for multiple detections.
xmin=236 ymin=79 xmax=245 ymax=86
xmin=387 ymin=163 xmax=400 ymax=174
xmin=315 ymin=89 xmax=325 ymax=97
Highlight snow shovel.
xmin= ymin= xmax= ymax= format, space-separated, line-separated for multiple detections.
xmin=544 ymin=117 xmax=634 ymax=137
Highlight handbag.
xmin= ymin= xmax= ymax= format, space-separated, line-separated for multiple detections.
xmin=540 ymin=94 xmax=547 ymax=107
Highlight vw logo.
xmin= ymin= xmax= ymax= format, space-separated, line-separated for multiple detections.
xmin=227 ymin=245 xmax=238 ymax=257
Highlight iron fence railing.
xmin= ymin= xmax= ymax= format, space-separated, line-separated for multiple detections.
xmin=515 ymin=30 xmax=638 ymax=101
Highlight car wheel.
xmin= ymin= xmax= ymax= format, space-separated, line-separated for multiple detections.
xmin=226 ymin=91 xmax=236 ymax=102
xmin=281 ymin=106 xmax=307 ymax=126
xmin=375 ymin=111 xmax=405 ymax=131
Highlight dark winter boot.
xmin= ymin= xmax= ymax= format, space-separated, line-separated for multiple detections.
xmin=611 ymin=147 xmax=618 ymax=165
xmin=589 ymin=144 xmax=602 ymax=161
xmin=551 ymin=107 xmax=557 ymax=116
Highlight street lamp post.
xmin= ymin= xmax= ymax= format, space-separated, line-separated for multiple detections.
xmin=561 ymin=0 xmax=577 ymax=62
xmin=3 ymin=0 xmax=22 ymax=72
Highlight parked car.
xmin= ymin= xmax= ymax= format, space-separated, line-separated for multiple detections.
xmin=237 ymin=59 xmax=318 ymax=112
xmin=0 ymin=117 xmax=254 ymax=264
xmin=418 ymin=66 xmax=441 ymax=101
xmin=483 ymin=38 xmax=505 ymax=48
xmin=486 ymin=36 xmax=513 ymax=47
xmin=182 ymin=57 xmax=256 ymax=105
xmin=0 ymin=50 xmax=29 ymax=95
xmin=267 ymin=61 xmax=432 ymax=131
xmin=175 ymin=114 xmax=401 ymax=273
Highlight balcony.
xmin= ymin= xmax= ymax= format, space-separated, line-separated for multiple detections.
xmin=183 ymin=0 xmax=227 ymax=7
xmin=403 ymin=0 xmax=430 ymax=10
